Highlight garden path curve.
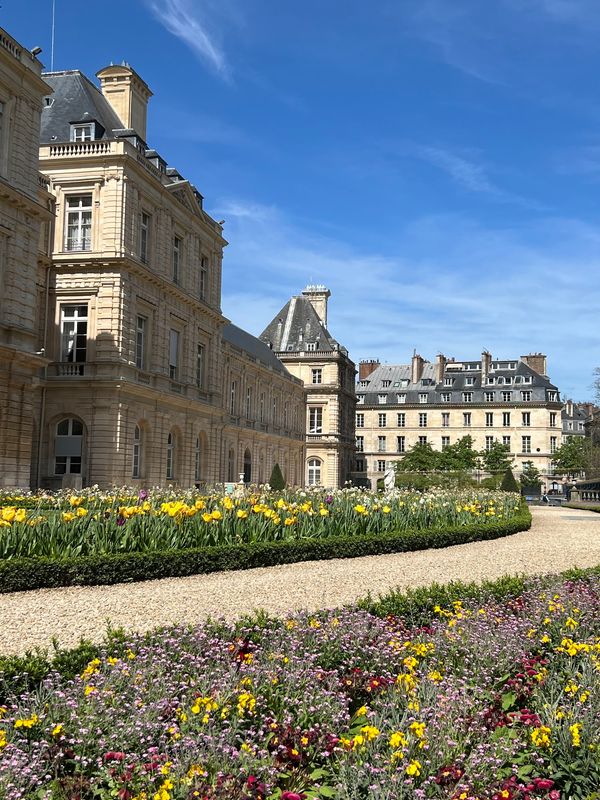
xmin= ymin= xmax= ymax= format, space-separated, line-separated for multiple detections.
xmin=1 ymin=505 xmax=600 ymax=655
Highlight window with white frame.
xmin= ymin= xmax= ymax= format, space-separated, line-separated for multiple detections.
xmin=397 ymin=436 xmax=405 ymax=453
xmin=522 ymin=412 xmax=531 ymax=427
xmin=55 ymin=418 xmax=83 ymax=475
xmin=169 ymin=329 xmax=179 ymax=380
xmin=522 ymin=435 xmax=531 ymax=454
xmin=444 ymin=377 xmax=454 ymax=387
xmin=441 ymin=392 xmax=451 ymax=403
xmin=502 ymin=391 xmax=512 ymax=402
xmin=419 ymin=412 xmax=427 ymax=427
xmin=548 ymin=391 xmax=559 ymax=402
xmin=357 ymin=395 xmax=364 ymax=405
xmin=60 ymin=304 xmax=88 ymax=364
xmin=442 ymin=412 xmax=450 ymax=427
xmin=463 ymin=392 xmax=473 ymax=403
xmin=356 ymin=412 xmax=364 ymax=428
xmin=230 ymin=380 xmax=237 ymax=415
xmin=550 ymin=412 xmax=557 ymax=427
xmin=397 ymin=393 xmax=406 ymax=404
xmin=132 ymin=425 xmax=142 ymax=478
xmin=419 ymin=393 xmax=428 ymax=404
xmin=377 ymin=459 xmax=386 ymax=472
xmin=463 ymin=412 xmax=471 ymax=427
xmin=485 ymin=435 xmax=494 ymax=451
xmin=378 ymin=394 xmax=387 ymax=404
xmin=166 ymin=432 xmax=175 ymax=479
xmin=465 ymin=376 xmax=475 ymax=386
xmin=306 ymin=342 xmax=318 ymax=351
xmin=140 ymin=212 xmax=150 ymax=264
xmin=244 ymin=386 xmax=252 ymax=419
xmin=309 ymin=407 xmax=323 ymax=433
xmin=503 ymin=412 xmax=511 ymax=427
xmin=418 ymin=435 xmax=427 ymax=445
xmin=65 ymin=195 xmax=92 ymax=251
xmin=172 ymin=236 xmax=182 ymax=284
xmin=307 ymin=458 xmax=321 ymax=485
xmin=382 ymin=380 xmax=391 ymax=387
xmin=199 ymin=255 xmax=208 ymax=300
xmin=550 ymin=436 xmax=557 ymax=454
xmin=378 ymin=413 xmax=387 ymax=427
xmin=502 ymin=435 xmax=511 ymax=449
xmin=378 ymin=435 xmax=386 ymax=452
xmin=484 ymin=391 xmax=494 ymax=402
xmin=485 ymin=412 xmax=494 ymax=427
xmin=259 ymin=392 xmax=265 ymax=423
xmin=442 ymin=436 xmax=450 ymax=450
xmin=71 ymin=123 xmax=94 ymax=141
xmin=397 ymin=412 xmax=405 ymax=427
xmin=356 ymin=435 xmax=364 ymax=452
xmin=135 ymin=315 xmax=147 ymax=370
xmin=312 ymin=368 xmax=322 ymax=384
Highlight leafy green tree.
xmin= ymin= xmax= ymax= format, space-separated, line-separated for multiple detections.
xmin=500 ymin=468 xmax=520 ymax=493
xmin=520 ymin=461 xmax=542 ymax=489
xmin=396 ymin=442 xmax=440 ymax=473
xmin=438 ymin=435 xmax=480 ymax=472
xmin=480 ymin=441 xmax=513 ymax=476
xmin=551 ymin=436 xmax=588 ymax=478
xmin=268 ymin=463 xmax=285 ymax=490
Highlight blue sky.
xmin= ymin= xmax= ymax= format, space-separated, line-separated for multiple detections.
xmin=4 ymin=0 xmax=600 ymax=399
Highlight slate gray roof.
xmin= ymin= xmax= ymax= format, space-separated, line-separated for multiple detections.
xmin=357 ymin=359 xmax=560 ymax=405
xmin=222 ymin=323 xmax=297 ymax=380
xmin=260 ymin=296 xmax=344 ymax=354
xmin=41 ymin=71 xmax=125 ymax=143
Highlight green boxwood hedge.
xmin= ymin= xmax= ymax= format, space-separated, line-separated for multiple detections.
xmin=0 ymin=504 xmax=532 ymax=594
xmin=563 ymin=503 xmax=600 ymax=513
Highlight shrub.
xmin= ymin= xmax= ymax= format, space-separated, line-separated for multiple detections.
xmin=500 ymin=467 xmax=520 ymax=493
xmin=268 ymin=463 xmax=285 ymax=490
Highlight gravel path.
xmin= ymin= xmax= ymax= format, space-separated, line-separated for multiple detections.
xmin=1 ymin=505 xmax=600 ymax=656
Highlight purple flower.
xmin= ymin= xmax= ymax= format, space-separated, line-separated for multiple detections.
xmin=138 ymin=489 xmax=148 ymax=502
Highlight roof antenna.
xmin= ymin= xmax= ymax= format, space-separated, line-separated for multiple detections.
xmin=50 ymin=0 xmax=56 ymax=71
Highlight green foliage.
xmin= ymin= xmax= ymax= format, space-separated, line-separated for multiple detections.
xmin=520 ymin=460 xmax=543 ymax=489
xmin=480 ymin=441 xmax=514 ymax=475
xmin=480 ymin=475 xmax=502 ymax=489
xmin=500 ymin=467 xmax=520 ymax=493
xmin=551 ymin=436 xmax=588 ymax=476
xmin=396 ymin=441 xmax=439 ymax=472
xmin=438 ymin=435 xmax=480 ymax=472
xmin=0 ymin=505 xmax=531 ymax=594
xmin=269 ymin=463 xmax=286 ymax=490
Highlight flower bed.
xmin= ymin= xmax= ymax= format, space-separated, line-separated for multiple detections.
xmin=1 ymin=571 xmax=599 ymax=799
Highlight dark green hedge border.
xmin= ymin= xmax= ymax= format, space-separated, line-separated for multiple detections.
xmin=563 ymin=503 xmax=600 ymax=513
xmin=0 ymin=505 xmax=532 ymax=595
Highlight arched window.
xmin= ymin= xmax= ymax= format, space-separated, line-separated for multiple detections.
xmin=243 ymin=448 xmax=252 ymax=483
xmin=166 ymin=432 xmax=175 ymax=480
xmin=227 ymin=447 xmax=236 ymax=482
xmin=55 ymin=418 xmax=83 ymax=475
xmin=194 ymin=436 xmax=201 ymax=482
xmin=132 ymin=425 xmax=142 ymax=479
xmin=307 ymin=458 xmax=321 ymax=486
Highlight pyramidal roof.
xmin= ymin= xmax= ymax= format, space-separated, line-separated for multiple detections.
xmin=259 ymin=294 xmax=341 ymax=354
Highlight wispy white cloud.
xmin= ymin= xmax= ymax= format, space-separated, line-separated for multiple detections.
xmin=213 ymin=198 xmax=600 ymax=400
xmin=145 ymin=0 xmax=230 ymax=77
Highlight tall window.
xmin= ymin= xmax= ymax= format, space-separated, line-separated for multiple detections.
xmin=550 ymin=436 xmax=557 ymax=454
xmin=356 ymin=413 xmax=365 ymax=428
xmin=308 ymin=458 xmax=321 ymax=485
xmin=132 ymin=425 xmax=141 ymax=478
xmin=503 ymin=412 xmax=511 ymax=427
xmin=312 ymin=368 xmax=322 ymax=384
xmin=442 ymin=436 xmax=450 ymax=450
xmin=522 ymin=436 xmax=531 ymax=454
xmin=485 ymin=412 xmax=494 ymax=427
xmin=65 ymin=195 xmax=92 ymax=251
xmin=169 ymin=329 xmax=179 ymax=380
xmin=309 ymin=407 xmax=323 ymax=434
xmin=260 ymin=393 xmax=265 ymax=423
xmin=418 ymin=435 xmax=427 ymax=445
xmin=356 ymin=435 xmax=364 ymax=452
xmin=397 ymin=436 xmax=405 ymax=453
xmin=61 ymin=304 xmax=88 ymax=363
xmin=463 ymin=412 xmax=471 ymax=427
xmin=195 ymin=436 xmax=201 ymax=482
xmin=166 ymin=432 xmax=175 ymax=480
xmin=522 ymin=412 xmax=531 ymax=427
xmin=140 ymin=212 xmax=150 ymax=264
xmin=550 ymin=412 xmax=557 ymax=427
xmin=55 ymin=418 xmax=83 ymax=475
xmin=485 ymin=435 xmax=494 ymax=451
xmin=377 ymin=460 xmax=386 ymax=472
xmin=442 ymin=412 xmax=450 ymax=428
xmin=283 ymin=402 xmax=288 ymax=428
xmin=246 ymin=386 xmax=252 ymax=418
xmin=397 ymin=412 xmax=406 ymax=427
xmin=378 ymin=413 xmax=387 ymax=427
xmin=172 ymin=236 xmax=182 ymax=284
xmin=135 ymin=315 xmax=147 ymax=370
xmin=502 ymin=435 xmax=511 ymax=449
xmin=378 ymin=435 xmax=386 ymax=452
xmin=419 ymin=413 xmax=427 ymax=427
xmin=196 ymin=343 xmax=204 ymax=388
xmin=230 ymin=380 xmax=237 ymax=414
xmin=200 ymin=255 xmax=208 ymax=300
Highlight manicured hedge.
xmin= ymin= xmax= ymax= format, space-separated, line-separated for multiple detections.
xmin=563 ymin=502 xmax=600 ymax=513
xmin=0 ymin=504 xmax=532 ymax=594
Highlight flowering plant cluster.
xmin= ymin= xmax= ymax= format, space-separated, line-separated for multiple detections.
xmin=1 ymin=574 xmax=599 ymax=799
xmin=0 ymin=487 xmax=520 ymax=560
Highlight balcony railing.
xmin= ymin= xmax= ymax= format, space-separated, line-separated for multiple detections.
xmin=51 ymin=362 xmax=86 ymax=377
xmin=49 ymin=141 xmax=112 ymax=158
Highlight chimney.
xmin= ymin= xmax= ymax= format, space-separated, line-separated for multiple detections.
xmin=565 ymin=400 xmax=573 ymax=417
xmin=521 ymin=353 xmax=547 ymax=376
xmin=481 ymin=350 xmax=492 ymax=383
xmin=435 ymin=353 xmax=447 ymax=385
xmin=96 ymin=63 xmax=153 ymax=141
xmin=359 ymin=359 xmax=380 ymax=381
xmin=302 ymin=284 xmax=331 ymax=327
xmin=411 ymin=352 xmax=425 ymax=384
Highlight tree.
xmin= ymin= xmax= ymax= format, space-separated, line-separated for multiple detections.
xmin=396 ymin=441 xmax=440 ymax=473
xmin=269 ymin=463 xmax=285 ymax=491
xmin=438 ymin=435 xmax=480 ymax=472
xmin=520 ymin=461 xmax=542 ymax=489
xmin=479 ymin=441 xmax=513 ymax=476
xmin=500 ymin=468 xmax=520 ymax=493
xmin=551 ymin=436 xmax=587 ymax=478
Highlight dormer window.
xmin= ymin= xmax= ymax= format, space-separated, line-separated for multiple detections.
xmin=70 ymin=123 xmax=95 ymax=142
xmin=306 ymin=342 xmax=318 ymax=351
xmin=465 ymin=377 xmax=475 ymax=386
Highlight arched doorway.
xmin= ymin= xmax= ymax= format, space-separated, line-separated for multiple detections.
xmin=243 ymin=448 xmax=252 ymax=483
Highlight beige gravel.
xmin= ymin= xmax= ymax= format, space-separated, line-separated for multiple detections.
xmin=1 ymin=505 xmax=600 ymax=656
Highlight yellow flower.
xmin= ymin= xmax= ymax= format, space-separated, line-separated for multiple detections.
xmin=68 ymin=495 xmax=83 ymax=507
xmin=210 ymin=509 xmax=222 ymax=521
xmin=14 ymin=508 xmax=27 ymax=523
xmin=382 ymin=505 xmax=391 ymax=513
xmin=355 ymin=705 xmax=368 ymax=717
xmin=360 ymin=724 xmax=380 ymax=741
xmin=531 ymin=725 xmax=552 ymax=749
xmin=570 ymin=722 xmax=582 ymax=748
xmin=409 ymin=721 xmax=426 ymax=739
xmin=236 ymin=509 xmax=248 ymax=519
xmin=389 ymin=731 xmax=408 ymax=749
xmin=319 ymin=508 xmax=329 ymax=516
xmin=14 ymin=713 xmax=39 ymax=729
xmin=406 ymin=759 xmax=422 ymax=777
xmin=52 ymin=724 xmax=63 ymax=737
xmin=76 ymin=507 xmax=88 ymax=517
xmin=62 ymin=511 xmax=75 ymax=522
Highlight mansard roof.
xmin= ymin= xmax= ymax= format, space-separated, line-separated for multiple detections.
xmin=222 ymin=323 xmax=298 ymax=380
xmin=40 ymin=71 xmax=124 ymax=144
xmin=260 ymin=295 xmax=344 ymax=354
